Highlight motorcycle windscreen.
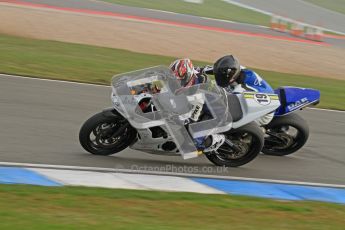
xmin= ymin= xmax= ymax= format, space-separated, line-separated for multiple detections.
xmin=111 ymin=66 xmax=233 ymax=159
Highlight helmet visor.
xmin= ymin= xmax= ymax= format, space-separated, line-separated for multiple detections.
xmin=228 ymin=68 xmax=240 ymax=83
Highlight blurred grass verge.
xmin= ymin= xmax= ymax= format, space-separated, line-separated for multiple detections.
xmin=304 ymin=0 xmax=345 ymax=15
xmin=101 ymin=0 xmax=270 ymax=26
xmin=1 ymin=184 xmax=345 ymax=230
xmin=0 ymin=34 xmax=344 ymax=110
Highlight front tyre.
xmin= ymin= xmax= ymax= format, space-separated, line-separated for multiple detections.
xmin=79 ymin=111 xmax=137 ymax=155
xmin=206 ymin=122 xmax=264 ymax=167
xmin=262 ymin=113 xmax=309 ymax=156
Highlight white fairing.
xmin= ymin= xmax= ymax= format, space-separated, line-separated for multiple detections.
xmin=110 ymin=67 xmax=280 ymax=159
xmin=231 ymin=84 xmax=277 ymax=126
xmin=111 ymin=88 xmax=280 ymax=157
xmin=232 ymin=92 xmax=280 ymax=129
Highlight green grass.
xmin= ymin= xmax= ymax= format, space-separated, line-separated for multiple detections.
xmin=101 ymin=0 xmax=270 ymax=26
xmin=0 ymin=184 xmax=345 ymax=230
xmin=0 ymin=33 xmax=344 ymax=110
xmin=0 ymin=34 xmax=183 ymax=85
xmin=304 ymin=0 xmax=345 ymax=15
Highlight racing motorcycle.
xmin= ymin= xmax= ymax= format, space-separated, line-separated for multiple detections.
xmin=79 ymin=66 xmax=280 ymax=167
xmin=202 ymin=65 xmax=321 ymax=156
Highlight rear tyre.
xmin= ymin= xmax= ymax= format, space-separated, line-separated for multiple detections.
xmin=206 ymin=122 xmax=264 ymax=167
xmin=262 ymin=113 xmax=309 ymax=156
xmin=79 ymin=112 xmax=137 ymax=155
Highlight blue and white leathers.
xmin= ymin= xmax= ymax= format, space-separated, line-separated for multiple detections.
xmin=232 ymin=68 xmax=320 ymax=117
xmin=241 ymin=69 xmax=274 ymax=94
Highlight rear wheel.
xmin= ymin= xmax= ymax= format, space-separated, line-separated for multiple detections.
xmin=206 ymin=122 xmax=264 ymax=167
xmin=262 ymin=113 xmax=309 ymax=156
xmin=79 ymin=112 xmax=137 ymax=155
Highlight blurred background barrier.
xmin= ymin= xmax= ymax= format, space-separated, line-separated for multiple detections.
xmin=270 ymin=15 xmax=288 ymax=33
xmin=305 ymin=27 xmax=324 ymax=42
xmin=290 ymin=22 xmax=304 ymax=37
xmin=270 ymin=14 xmax=279 ymax=30
xmin=270 ymin=14 xmax=324 ymax=42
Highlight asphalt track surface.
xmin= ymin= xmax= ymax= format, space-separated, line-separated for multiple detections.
xmin=7 ymin=0 xmax=345 ymax=47
xmin=1 ymin=74 xmax=344 ymax=185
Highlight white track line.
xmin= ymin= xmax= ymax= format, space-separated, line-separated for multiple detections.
xmin=1 ymin=162 xmax=345 ymax=188
xmin=1 ymin=73 xmax=344 ymax=113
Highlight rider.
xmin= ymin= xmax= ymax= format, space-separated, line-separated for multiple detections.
xmin=213 ymin=55 xmax=275 ymax=125
xmin=169 ymin=58 xmax=225 ymax=151
xmin=169 ymin=58 xmax=207 ymax=87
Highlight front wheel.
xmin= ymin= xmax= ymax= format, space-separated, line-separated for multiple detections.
xmin=262 ymin=113 xmax=309 ymax=156
xmin=79 ymin=111 xmax=137 ymax=155
xmin=206 ymin=122 xmax=264 ymax=167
